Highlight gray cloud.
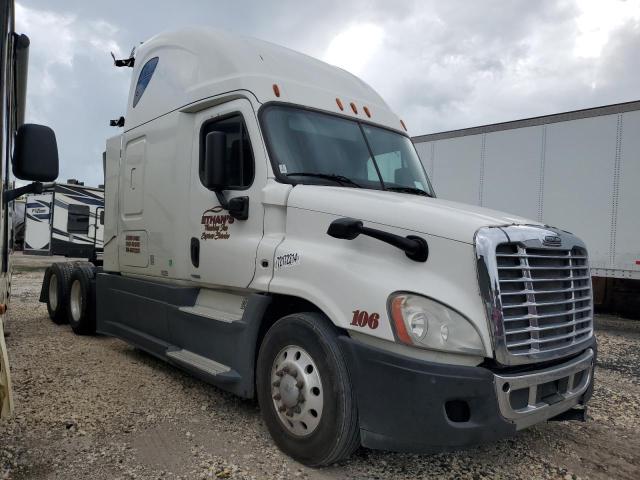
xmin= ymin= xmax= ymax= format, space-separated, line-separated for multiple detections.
xmin=16 ymin=0 xmax=640 ymax=186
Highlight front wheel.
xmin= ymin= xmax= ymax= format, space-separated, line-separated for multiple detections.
xmin=256 ymin=312 xmax=360 ymax=466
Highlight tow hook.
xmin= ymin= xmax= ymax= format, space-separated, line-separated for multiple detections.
xmin=549 ymin=406 xmax=588 ymax=423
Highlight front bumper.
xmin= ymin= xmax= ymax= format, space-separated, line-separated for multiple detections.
xmin=339 ymin=336 xmax=596 ymax=453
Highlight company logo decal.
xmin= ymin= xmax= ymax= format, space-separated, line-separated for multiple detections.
xmin=543 ymin=235 xmax=562 ymax=247
xmin=201 ymin=206 xmax=234 ymax=240
xmin=275 ymin=252 xmax=301 ymax=270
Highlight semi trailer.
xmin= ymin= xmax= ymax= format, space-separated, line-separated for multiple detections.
xmin=24 ymin=181 xmax=104 ymax=259
xmin=413 ymin=101 xmax=640 ymax=318
xmin=0 ymin=0 xmax=59 ymax=419
xmin=42 ymin=28 xmax=596 ymax=465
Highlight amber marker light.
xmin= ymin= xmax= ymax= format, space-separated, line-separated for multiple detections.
xmin=363 ymin=106 xmax=371 ymax=118
xmin=350 ymin=102 xmax=358 ymax=114
xmin=273 ymin=84 xmax=280 ymax=97
xmin=390 ymin=295 xmax=412 ymax=345
xmin=336 ymin=98 xmax=344 ymax=111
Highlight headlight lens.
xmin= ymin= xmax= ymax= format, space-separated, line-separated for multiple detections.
xmin=389 ymin=293 xmax=484 ymax=355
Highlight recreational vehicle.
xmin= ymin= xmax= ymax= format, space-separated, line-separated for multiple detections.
xmin=0 ymin=0 xmax=59 ymax=419
xmin=24 ymin=182 xmax=104 ymax=259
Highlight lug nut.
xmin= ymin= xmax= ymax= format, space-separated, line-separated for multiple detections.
xmin=282 ymin=366 xmax=290 ymax=374
xmin=290 ymin=369 xmax=298 ymax=378
xmin=296 ymin=380 xmax=304 ymax=389
xmin=293 ymin=406 xmax=301 ymax=414
xmin=276 ymin=370 xmax=284 ymax=377
xmin=286 ymin=409 xmax=294 ymax=417
xmin=278 ymin=405 xmax=287 ymax=412
xmin=273 ymin=394 xmax=281 ymax=401
xmin=272 ymin=381 xmax=281 ymax=387
xmin=298 ymin=394 xmax=305 ymax=403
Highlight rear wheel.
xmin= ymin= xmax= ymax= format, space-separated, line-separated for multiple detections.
xmin=67 ymin=264 xmax=96 ymax=335
xmin=256 ymin=312 xmax=360 ymax=466
xmin=46 ymin=263 xmax=74 ymax=324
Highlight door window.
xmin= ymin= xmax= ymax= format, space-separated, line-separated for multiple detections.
xmin=199 ymin=115 xmax=254 ymax=190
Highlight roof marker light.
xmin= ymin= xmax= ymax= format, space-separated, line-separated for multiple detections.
xmin=363 ymin=106 xmax=371 ymax=118
xmin=336 ymin=98 xmax=344 ymax=111
xmin=400 ymin=119 xmax=407 ymax=131
xmin=273 ymin=84 xmax=280 ymax=97
xmin=350 ymin=102 xmax=358 ymax=114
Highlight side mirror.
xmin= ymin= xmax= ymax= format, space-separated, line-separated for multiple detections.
xmin=327 ymin=217 xmax=364 ymax=240
xmin=13 ymin=124 xmax=59 ymax=181
xmin=202 ymin=131 xmax=227 ymax=190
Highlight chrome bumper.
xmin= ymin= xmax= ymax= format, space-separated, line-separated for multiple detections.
xmin=494 ymin=349 xmax=594 ymax=430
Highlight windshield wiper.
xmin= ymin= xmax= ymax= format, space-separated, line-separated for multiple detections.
xmin=386 ymin=186 xmax=431 ymax=197
xmin=286 ymin=172 xmax=362 ymax=188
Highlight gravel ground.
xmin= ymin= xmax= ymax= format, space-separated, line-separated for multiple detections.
xmin=1 ymin=254 xmax=639 ymax=479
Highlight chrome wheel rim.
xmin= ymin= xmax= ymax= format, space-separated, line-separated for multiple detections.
xmin=70 ymin=280 xmax=82 ymax=322
xmin=48 ymin=274 xmax=58 ymax=311
xmin=270 ymin=345 xmax=323 ymax=437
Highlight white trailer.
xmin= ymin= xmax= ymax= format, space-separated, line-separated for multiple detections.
xmin=41 ymin=28 xmax=596 ymax=465
xmin=24 ymin=182 xmax=104 ymax=259
xmin=413 ymin=101 xmax=640 ymax=316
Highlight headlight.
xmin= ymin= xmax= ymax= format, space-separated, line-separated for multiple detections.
xmin=389 ymin=293 xmax=484 ymax=355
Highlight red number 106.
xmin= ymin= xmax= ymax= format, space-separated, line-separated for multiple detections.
xmin=351 ymin=310 xmax=379 ymax=329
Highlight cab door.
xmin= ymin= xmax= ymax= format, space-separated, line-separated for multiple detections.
xmin=188 ymin=99 xmax=266 ymax=288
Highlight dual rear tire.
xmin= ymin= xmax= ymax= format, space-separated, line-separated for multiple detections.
xmin=44 ymin=262 xmax=96 ymax=335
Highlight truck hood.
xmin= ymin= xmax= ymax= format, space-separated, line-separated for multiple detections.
xmin=287 ymin=185 xmax=541 ymax=244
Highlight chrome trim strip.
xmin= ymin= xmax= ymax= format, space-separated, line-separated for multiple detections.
xmin=494 ymin=349 xmax=593 ymax=429
xmin=475 ymin=225 xmax=595 ymax=366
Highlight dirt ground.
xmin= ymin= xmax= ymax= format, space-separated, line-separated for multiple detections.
xmin=1 ymin=253 xmax=639 ymax=479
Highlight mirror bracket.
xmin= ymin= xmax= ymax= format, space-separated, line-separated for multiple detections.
xmin=215 ymin=191 xmax=249 ymax=221
xmin=3 ymin=181 xmax=43 ymax=203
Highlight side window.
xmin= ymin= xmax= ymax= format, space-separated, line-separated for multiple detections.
xmin=132 ymin=57 xmax=159 ymax=108
xmin=199 ymin=114 xmax=255 ymax=189
xmin=67 ymin=205 xmax=90 ymax=234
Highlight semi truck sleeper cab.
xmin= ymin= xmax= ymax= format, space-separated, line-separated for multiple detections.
xmin=40 ymin=28 xmax=596 ymax=466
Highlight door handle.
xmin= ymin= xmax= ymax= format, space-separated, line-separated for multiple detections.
xmin=130 ymin=167 xmax=136 ymax=189
xmin=190 ymin=237 xmax=200 ymax=268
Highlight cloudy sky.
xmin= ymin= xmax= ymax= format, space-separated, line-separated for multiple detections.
xmin=16 ymin=0 xmax=640 ymax=186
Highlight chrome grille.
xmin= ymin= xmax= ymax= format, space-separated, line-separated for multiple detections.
xmin=495 ymin=244 xmax=593 ymax=357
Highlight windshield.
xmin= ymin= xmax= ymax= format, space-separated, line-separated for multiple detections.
xmin=260 ymin=105 xmax=434 ymax=196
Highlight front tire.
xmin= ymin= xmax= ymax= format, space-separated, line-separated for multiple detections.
xmin=256 ymin=312 xmax=360 ymax=466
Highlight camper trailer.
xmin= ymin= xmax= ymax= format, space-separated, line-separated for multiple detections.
xmin=24 ymin=182 xmax=103 ymax=259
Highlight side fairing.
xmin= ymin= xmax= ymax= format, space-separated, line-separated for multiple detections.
xmin=267 ymin=205 xmax=493 ymax=359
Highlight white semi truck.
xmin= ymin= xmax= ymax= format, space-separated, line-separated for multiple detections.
xmin=0 ymin=0 xmax=59 ymax=418
xmin=42 ymin=28 xmax=596 ymax=465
